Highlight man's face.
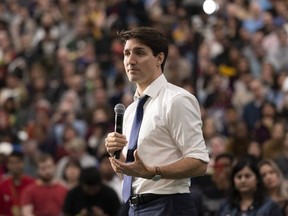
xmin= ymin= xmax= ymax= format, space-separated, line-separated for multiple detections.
xmin=7 ymin=156 xmax=24 ymax=176
xmin=37 ymin=159 xmax=55 ymax=183
xmin=212 ymin=157 xmax=232 ymax=185
xmin=123 ymin=39 xmax=162 ymax=90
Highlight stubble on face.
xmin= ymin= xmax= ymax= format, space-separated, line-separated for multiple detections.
xmin=38 ymin=160 xmax=55 ymax=183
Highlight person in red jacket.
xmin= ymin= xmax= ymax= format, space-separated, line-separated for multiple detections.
xmin=0 ymin=151 xmax=35 ymax=216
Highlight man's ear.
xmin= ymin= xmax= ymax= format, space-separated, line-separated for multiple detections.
xmin=157 ymin=52 xmax=165 ymax=65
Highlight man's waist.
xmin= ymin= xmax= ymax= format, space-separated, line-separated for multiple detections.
xmin=129 ymin=193 xmax=172 ymax=206
xmin=132 ymin=178 xmax=190 ymax=194
xmin=129 ymin=193 xmax=192 ymax=206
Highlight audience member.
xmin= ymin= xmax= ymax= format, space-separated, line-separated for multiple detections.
xmin=280 ymin=77 xmax=288 ymax=118
xmin=247 ymin=140 xmax=262 ymax=162
xmin=61 ymin=159 xmax=82 ymax=190
xmin=262 ymin=120 xmax=286 ymax=159
xmin=226 ymin=120 xmax=252 ymax=159
xmin=253 ymin=101 xmax=278 ymax=145
xmin=23 ymin=98 xmax=55 ymax=155
xmin=51 ymin=94 xmax=87 ymax=145
xmin=242 ymin=79 xmax=268 ymax=130
xmin=85 ymin=105 xmax=113 ymax=158
xmin=20 ymin=153 xmax=67 ymax=216
xmin=275 ymin=133 xmax=288 ymax=180
xmin=217 ymin=157 xmax=282 ymax=216
xmin=63 ymin=166 xmax=120 ymax=216
xmin=55 ymin=124 xmax=80 ymax=161
xmin=259 ymin=159 xmax=288 ymax=214
xmin=0 ymin=141 xmax=13 ymax=180
xmin=164 ymin=43 xmax=192 ymax=86
xmin=267 ymin=28 xmax=288 ymax=72
xmin=98 ymin=153 xmax=122 ymax=202
xmin=0 ymin=151 xmax=34 ymax=216
xmin=0 ymin=0 xmax=287 ymax=214
xmin=203 ymin=73 xmax=232 ymax=130
xmin=201 ymin=153 xmax=235 ymax=216
xmin=21 ymin=139 xmax=42 ymax=178
xmin=220 ymin=106 xmax=240 ymax=137
xmin=231 ymin=66 xmax=253 ymax=114
xmin=206 ymin=135 xmax=228 ymax=174
xmin=55 ymin=137 xmax=98 ymax=178
xmin=202 ymin=117 xmax=219 ymax=145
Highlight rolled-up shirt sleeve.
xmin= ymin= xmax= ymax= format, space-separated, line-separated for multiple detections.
xmin=167 ymin=93 xmax=209 ymax=163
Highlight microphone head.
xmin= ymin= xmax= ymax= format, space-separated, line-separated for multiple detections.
xmin=114 ymin=103 xmax=125 ymax=115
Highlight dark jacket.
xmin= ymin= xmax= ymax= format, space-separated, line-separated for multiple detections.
xmin=217 ymin=197 xmax=283 ymax=216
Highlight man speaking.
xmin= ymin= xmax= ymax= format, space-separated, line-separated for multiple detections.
xmin=105 ymin=27 xmax=209 ymax=216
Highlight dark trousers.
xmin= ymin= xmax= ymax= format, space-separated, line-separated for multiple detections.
xmin=128 ymin=193 xmax=198 ymax=216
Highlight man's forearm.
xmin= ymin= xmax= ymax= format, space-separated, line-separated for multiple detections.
xmin=153 ymin=157 xmax=207 ymax=179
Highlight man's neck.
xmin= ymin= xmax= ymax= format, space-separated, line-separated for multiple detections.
xmin=37 ymin=178 xmax=55 ymax=186
xmin=12 ymin=174 xmax=23 ymax=185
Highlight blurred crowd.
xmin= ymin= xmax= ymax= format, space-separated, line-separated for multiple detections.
xmin=0 ymin=0 xmax=287 ymax=215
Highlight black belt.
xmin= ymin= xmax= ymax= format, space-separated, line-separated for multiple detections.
xmin=129 ymin=193 xmax=169 ymax=206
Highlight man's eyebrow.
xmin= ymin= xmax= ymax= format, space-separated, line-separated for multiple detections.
xmin=124 ymin=46 xmax=146 ymax=52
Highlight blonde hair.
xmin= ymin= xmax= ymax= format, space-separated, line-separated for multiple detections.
xmin=259 ymin=159 xmax=288 ymax=199
xmin=65 ymin=137 xmax=86 ymax=152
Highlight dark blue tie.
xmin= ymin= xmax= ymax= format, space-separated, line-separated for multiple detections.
xmin=122 ymin=95 xmax=149 ymax=202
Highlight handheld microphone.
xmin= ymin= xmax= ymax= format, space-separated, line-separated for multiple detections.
xmin=114 ymin=103 xmax=125 ymax=159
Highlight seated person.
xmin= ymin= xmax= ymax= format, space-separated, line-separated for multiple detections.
xmin=63 ymin=166 xmax=120 ymax=216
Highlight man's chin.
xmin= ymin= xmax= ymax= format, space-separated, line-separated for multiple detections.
xmin=128 ymin=77 xmax=137 ymax=83
xmin=40 ymin=176 xmax=53 ymax=183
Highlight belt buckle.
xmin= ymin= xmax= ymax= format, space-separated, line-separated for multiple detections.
xmin=129 ymin=195 xmax=138 ymax=206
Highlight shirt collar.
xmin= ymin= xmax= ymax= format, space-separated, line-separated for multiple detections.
xmin=133 ymin=74 xmax=167 ymax=100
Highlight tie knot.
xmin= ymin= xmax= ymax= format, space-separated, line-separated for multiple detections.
xmin=137 ymin=95 xmax=149 ymax=110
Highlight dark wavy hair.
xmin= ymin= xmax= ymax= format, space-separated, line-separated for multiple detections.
xmin=62 ymin=159 xmax=82 ymax=181
xmin=118 ymin=27 xmax=169 ymax=71
xmin=229 ymin=156 xmax=267 ymax=207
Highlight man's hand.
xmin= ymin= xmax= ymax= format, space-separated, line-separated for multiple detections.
xmin=105 ymin=132 xmax=127 ymax=158
xmin=109 ymin=150 xmax=154 ymax=179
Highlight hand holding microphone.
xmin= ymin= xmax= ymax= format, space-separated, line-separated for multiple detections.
xmin=114 ymin=103 xmax=125 ymax=159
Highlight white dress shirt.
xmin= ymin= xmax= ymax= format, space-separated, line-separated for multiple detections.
xmin=123 ymin=74 xmax=209 ymax=195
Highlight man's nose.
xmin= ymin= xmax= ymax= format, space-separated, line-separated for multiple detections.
xmin=127 ymin=54 xmax=136 ymax=64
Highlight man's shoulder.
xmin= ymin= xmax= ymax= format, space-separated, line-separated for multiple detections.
xmin=165 ymin=82 xmax=190 ymax=94
xmin=24 ymin=180 xmax=68 ymax=193
xmin=21 ymin=181 xmax=38 ymax=194
xmin=53 ymin=180 xmax=69 ymax=190
xmin=160 ymin=82 xmax=196 ymax=101
xmin=0 ymin=176 xmax=34 ymax=189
